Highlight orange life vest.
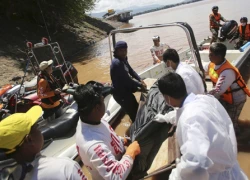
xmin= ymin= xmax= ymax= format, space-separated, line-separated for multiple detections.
xmin=209 ymin=13 xmax=221 ymax=29
xmin=0 ymin=84 xmax=12 ymax=97
xmin=37 ymin=73 xmax=61 ymax=108
xmin=239 ymin=24 xmax=250 ymax=41
xmin=208 ymin=60 xmax=250 ymax=104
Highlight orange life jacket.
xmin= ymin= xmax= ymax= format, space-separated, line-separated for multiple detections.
xmin=208 ymin=60 xmax=250 ymax=104
xmin=239 ymin=24 xmax=250 ymax=41
xmin=37 ymin=73 xmax=61 ymax=107
xmin=0 ymin=84 xmax=12 ymax=97
xmin=209 ymin=13 xmax=221 ymax=29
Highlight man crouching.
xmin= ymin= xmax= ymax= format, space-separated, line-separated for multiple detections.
xmin=74 ymin=83 xmax=141 ymax=180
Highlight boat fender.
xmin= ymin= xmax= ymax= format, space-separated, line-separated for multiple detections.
xmin=239 ymin=42 xmax=250 ymax=52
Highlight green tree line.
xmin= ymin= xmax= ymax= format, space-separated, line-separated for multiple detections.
xmin=0 ymin=0 xmax=98 ymax=26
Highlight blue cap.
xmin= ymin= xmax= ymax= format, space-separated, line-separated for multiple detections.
xmin=115 ymin=41 xmax=128 ymax=49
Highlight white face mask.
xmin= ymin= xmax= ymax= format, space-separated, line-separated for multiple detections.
xmin=241 ymin=22 xmax=246 ymax=26
xmin=166 ymin=95 xmax=179 ymax=110
xmin=165 ymin=61 xmax=175 ymax=72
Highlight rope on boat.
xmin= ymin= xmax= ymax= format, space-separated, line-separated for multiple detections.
xmin=36 ymin=0 xmax=52 ymax=41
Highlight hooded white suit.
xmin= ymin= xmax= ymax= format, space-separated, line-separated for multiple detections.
xmin=176 ymin=62 xmax=205 ymax=95
xmin=169 ymin=93 xmax=247 ymax=180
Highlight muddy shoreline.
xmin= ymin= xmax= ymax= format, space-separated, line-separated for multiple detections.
xmin=0 ymin=16 xmax=124 ymax=87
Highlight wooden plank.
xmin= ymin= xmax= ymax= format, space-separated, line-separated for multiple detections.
xmin=144 ymin=78 xmax=157 ymax=89
xmin=146 ymin=128 xmax=177 ymax=175
xmin=147 ymin=138 xmax=170 ymax=174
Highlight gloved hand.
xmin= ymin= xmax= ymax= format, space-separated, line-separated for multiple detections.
xmin=125 ymin=141 xmax=141 ymax=160
xmin=153 ymin=110 xmax=177 ymax=125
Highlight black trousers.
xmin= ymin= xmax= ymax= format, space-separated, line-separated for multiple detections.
xmin=42 ymin=102 xmax=63 ymax=119
xmin=113 ymin=93 xmax=138 ymax=122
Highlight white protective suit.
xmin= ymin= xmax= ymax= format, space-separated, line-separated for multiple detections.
xmin=176 ymin=62 xmax=205 ymax=95
xmin=154 ymin=62 xmax=205 ymax=124
xmin=169 ymin=93 xmax=247 ymax=180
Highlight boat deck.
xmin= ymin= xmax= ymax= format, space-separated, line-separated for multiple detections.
xmin=81 ymin=61 xmax=250 ymax=179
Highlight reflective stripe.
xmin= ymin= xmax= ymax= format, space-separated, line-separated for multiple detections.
xmin=208 ymin=61 xmax=250 ymax=104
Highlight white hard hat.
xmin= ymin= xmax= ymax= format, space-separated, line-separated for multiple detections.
xmin=39 ymin=60 xmax=53 ymax=71
xmin=152 ymin=35 xmax=160 ymax=40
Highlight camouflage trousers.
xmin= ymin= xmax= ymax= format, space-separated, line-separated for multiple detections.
xmin=220 ymin=99 xmax=246 ymax=134
xmin=210 ymin=28 xmax=219 ymax=41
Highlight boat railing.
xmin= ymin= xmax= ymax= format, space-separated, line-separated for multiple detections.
xmin=233 ymin=46 xmax=250 ymax=68
xmin=108 ymin=22 xmax=205 ymax=79
xmin=27 ymin=41 xmax=74 ymax=85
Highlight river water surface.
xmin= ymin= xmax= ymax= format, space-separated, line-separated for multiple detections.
xmin=75 ymin=0 xmax=250 ymax=177
xmin=73 ymin=0 xmax=250 ymax=84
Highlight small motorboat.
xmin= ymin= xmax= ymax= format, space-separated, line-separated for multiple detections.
xmin=104 ymin=22 xmax=250 ymax=179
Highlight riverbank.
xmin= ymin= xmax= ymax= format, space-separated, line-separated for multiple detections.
xmin=0 ymin=16 xmax=123 ymax=87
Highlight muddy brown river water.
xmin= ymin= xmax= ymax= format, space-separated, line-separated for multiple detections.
xmin=77 ymin=0 xmax=250 ymax=178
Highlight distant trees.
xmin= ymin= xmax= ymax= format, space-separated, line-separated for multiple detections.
xmin=0 ymin=0 xmax=98 ymax=26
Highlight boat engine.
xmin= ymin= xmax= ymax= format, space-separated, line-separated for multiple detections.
xmin=219 ymin=20 xmax=238 ymax=41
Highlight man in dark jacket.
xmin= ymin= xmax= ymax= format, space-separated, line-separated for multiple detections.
xmin=110 ymin=41 xmax=147 ymax=122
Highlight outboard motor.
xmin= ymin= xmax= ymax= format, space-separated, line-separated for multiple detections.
xmin=65 ymin=81 xmax=113 ymax=98
xmin=219 ymin=20 xmax=238 ymax=41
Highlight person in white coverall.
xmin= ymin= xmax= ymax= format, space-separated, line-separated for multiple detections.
xmin=154 ymin=72 xmax=247 ymax=180
xmin=73 ymin=83 xmax=141 ymax=180
xmin=163 ymin=48 xmax=205 ymax=95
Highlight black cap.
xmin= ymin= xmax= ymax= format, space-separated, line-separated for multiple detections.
xmin=240 ymin=17 xmax=248 ymax=22
xmin=115 ymin=41 xmax=128 ymax=49
xmin=212 ymin=6 xmax=218 ymax=10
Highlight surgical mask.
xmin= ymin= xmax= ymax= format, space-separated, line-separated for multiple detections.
xmin=166 ymin=95 xmax=179 ymax=111
xmin=241 ymin=23 xmax=246 ymax=26
xmin=166 ymin=61 xmax=175 ymax=72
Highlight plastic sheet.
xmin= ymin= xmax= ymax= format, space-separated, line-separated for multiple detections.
xmin=130 ymin=81 xmax=173 ymax=177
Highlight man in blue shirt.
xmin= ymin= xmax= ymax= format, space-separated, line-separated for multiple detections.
xmin=110 ymin=41 xmax=147 ymax=122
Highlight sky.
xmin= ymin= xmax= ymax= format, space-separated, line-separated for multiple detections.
xmin=92 ymin=0 xmax=184 ymax=13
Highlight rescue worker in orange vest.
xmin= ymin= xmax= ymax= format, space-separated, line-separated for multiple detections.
xmin=230 ymin=17 xmax=250 ymax=49
xmin=209 ymin=6 xmax=228 ymax=45
xmin=37 ymin=60 xmax=63 ymax=119
xmin=205 ymin=43 xmax=250 ymax=134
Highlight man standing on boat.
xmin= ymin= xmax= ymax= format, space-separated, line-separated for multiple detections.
xmin=74 ymin=83 xmax=141 ymax=180
xmin=150 ymin=35 xmax=170 ymax=64
xmin=37 ymin=60 xmax=63 ymax=119
xmin=157 ymin=72 xmax=247 ymax=180
xmin=162 ymin=48 xmax=205 ymax=95
xmin=209 ymin=6 xmax=228 ymax=45
xmin=110 ymin=41 xmax=147 ymax=122
xmin=206 ymin=43 xmax=250 ymax=134
xmin=231 ymin=17 xmax=250 ymax=49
